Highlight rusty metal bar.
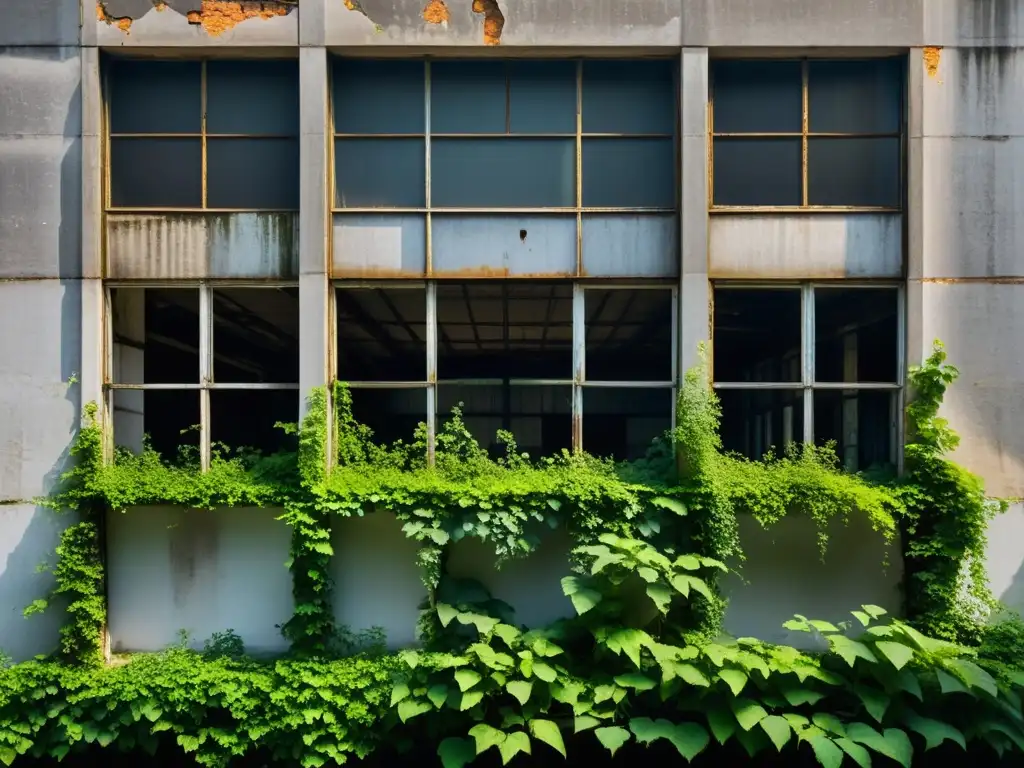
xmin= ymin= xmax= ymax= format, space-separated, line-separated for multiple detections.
xmin=201 ymin=61 xmax=208 ymax=210
xmin=111 ymin=133 xmax=299 ymax=139
xmin=332 ymin=206 xmax=677 ymax=214
xmin=709 ymin=205 xmax=901 ymax=214
xmin=105 ymin=207 xmax=300 ymax=213
xmin=801 ymin=59 xmax=809 ymax=207
xmin=711 ymin=131 xmax=900 ymax=139
xmin=105 ymin=279 xmax=300 ymax=289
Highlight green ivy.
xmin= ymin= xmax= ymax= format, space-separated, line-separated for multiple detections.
xmin=900 ymin=341 xmax=1007 ymax=644
xmin=13 ymin=341 xmax=1016 ymax=765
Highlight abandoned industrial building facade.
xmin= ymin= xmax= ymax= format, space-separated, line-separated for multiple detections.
xmin=2 ymin=0 xmax=1023 ymax=658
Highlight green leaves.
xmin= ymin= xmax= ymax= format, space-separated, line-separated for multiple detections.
xmin=730 ymin=699 xmax=768 ymax=731
xmin=528 ymin=719 xmax=565 ymax=757
xmin=561 ymin=577 xmax=602 ymax=616
xmin=506 ymin=681 xmax=533 ymax=706
xmin=469 ymin=724 xmax=506 ymax=756
xmin=760 ymin=716 xmax=792 ymax=751
xmin=875 ymin=641 xmax=915 ymax=671
xmin=455 ymin=670 xmax=482 ymax=693
xmin=397 ymin=699 xmax=432 ymax=723
xmin=629 ymin=718 xmax=710 ymax=761
xmin=595 ymin=727 xmax=631 ymax=757
xmin=438 ymin=737 xmax=476 ymax=768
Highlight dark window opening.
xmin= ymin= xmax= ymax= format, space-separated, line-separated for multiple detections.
xmin=437 ymin=283 xmax=572 ymax=380
xmin=111 ymin=288 xmax=200 ymax=385
xmin=585 ymin=289 xmax=673 ymax=382
xmin=582 ymin=388 xmax=672 ymax=461
xmin=815 ymin=288 xmax=898 ymax=384
xmin=348 ymin=388 xmax=428 ymax=449
xmin=140 ymin=390 xmax=200 ymax=465
xmin=212 ymin=288 xmax=299 ymax=384
xmin=815 ymin=389 xmax=896 ymax=473
xmin=719 ymin=389 xmax=804 ymax=461
xmin=713 ymin=288 xmax=801 ymax=383
xmin=336 ymin=288 xmax=427 ymax=381
xmin=438 ymin=385 xmax=572 ymax=460
xmin=210 ymin=389 xmax=298 ymax=457
xmin=711 ymin=60 xmax=803 ymax=134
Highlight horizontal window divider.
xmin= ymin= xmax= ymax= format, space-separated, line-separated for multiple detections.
xmin=430 ymin=133 xmax=578 ymax=139
xmin=107 ymin=383 xmax=203 ymax=390
xmin=582 ymin=133 xmax=676 ymax=139
xmin=712 ymin=382 xmax=804 ymax=390
xmin=205 ymin=383 xmax=301 ymax=390
xmin=436 ymin=379 xmax=575 ymax=387
xmin=332 ymin=208 xmax=429 ymax=214
xmin=343 ymin=381 xmax=431 ymax=389
xmin=578 ymin=282 xmax=676 ymax=289
xmin=581 ymin=381 xmax=675 ymax=388
xmin=333 ymin=133 xmax=676 ymax=139
xmin=332 ymin=207 xmax=677 ymax=215
xmin=333 ymin=281 xmax=427 ymax=289
xmin=109 ymin=133 xmax=204 ymax=139
xmin=709 ymin=206 xmax=901 ymax=214
xmin=712 ymin=132 xmax=900 ymax=139
xmin=205 ymin=134 xmax=299 ymax=139
xmin=333 ymin=133 xmax=426 ymax=139
xmin=105 ymin=208 xmax=300 ymax=214
xmin=105 ymin=280 xmax=299 ymax=288
xmin=809 ymin=382 xmax=902 ymax=390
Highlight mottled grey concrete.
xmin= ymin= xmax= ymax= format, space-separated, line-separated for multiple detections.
xmin=0 ymin=0 xmax=80 ymax=47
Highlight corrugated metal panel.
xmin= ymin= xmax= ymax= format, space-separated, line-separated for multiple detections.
xmin=709 ymin=213 xmax=903 ymax=279
xmin=332 ymin=214 xmax=426 ymax=277
xmin=581 ymin=214 xmax=679 ymax=277
xmin=432 ymin=215 xmax=576 ymax=277
xmin=106 ymin=213 xmax=298 ymax=279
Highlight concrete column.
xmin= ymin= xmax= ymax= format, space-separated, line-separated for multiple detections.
xmin=298 ymin=47 xmax=330 ymax=425
xmin=679 ymin=48 xmax=710 ymax=378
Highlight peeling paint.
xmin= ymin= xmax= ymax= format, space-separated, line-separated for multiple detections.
xmin=472 ymin=0 xmax=504 ymax=45
xmin=423 ymin=0 xmax=450 ymax=25
xmin=185 ymin=1 xmax=291 ymax=36
xmin=924 ymin=46 xmax=942 ymax=79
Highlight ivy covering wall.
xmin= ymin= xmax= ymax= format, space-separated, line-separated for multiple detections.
xmin=2 ymin=342 xmax=1021 ymax=767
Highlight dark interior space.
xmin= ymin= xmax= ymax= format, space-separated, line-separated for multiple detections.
xmin=814 ymin=389 xmax=895 ymax=472
xmin=212 ymin=288 xmax=299 ymax=384
xmin=348 ymin=388 xmax=429 ymax=448
xmin=336 ymin=287 xmax=427 ymax=381
xmin=582 ymin=388 xmax=672 ymax=461
xmin=210 ymin=389 xmax=298 ymax=458
xmin=141 ymin=390 xmax=200 ymax=464
xmin=814 ymin=287 xmax=898 ymax=383
xmin=713 ymin=288 xmax=801 ymax=383
xmin=718 ymin=389 xmax=804 ymax=460
xmin=585 ymin=288 xmax=673 ymax=382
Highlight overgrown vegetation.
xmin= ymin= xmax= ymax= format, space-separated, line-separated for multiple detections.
xmin=9 ymin=340 xmax=1018 ymax=766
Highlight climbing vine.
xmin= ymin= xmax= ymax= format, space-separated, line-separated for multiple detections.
xmin=11 ymin=340 xmax=1017 ymax=765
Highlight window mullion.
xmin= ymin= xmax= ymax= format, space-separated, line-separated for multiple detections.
xmin=201 ymin=60 xmax=208 ymax=210
xmin=572 ymin=283 xmax=585 ymax=452
xmin=801 ymin=283 xmax=814 ymax=445
xmin=426 ymin=281 xmax=437 ymax=466
xmin=199 ymin=282 xmax=213 ymax=471
xmin=801 ymin=59 xmax=809 ymax=208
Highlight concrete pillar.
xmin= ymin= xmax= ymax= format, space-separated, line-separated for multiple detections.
xmin=298 ymin=47 xmax=330 ymax=428
xmin=679 ymin=47 xmax=710 ymax=379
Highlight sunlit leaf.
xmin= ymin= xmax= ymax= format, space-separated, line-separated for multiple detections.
xmin=903 ymin=713 xmax=966 ymax=751
xmin=506 ymin=681 xmax=533 ymax=706
xmin=760 ymin=716 xmax=792 ymax=751
xmin=397 ymin=699 xmax=432 ymax=723
xmin=730 ymin=699 xmax=768 ymax=731
xmin=595 ymin=726 xmax=631 ymax=756
xmin=875 ymin=641 xmax=915 ymax=671
xmin=469 ymin=724 xmax=506 ymax=756
xmin=835 ymin=738 xmax=872 ymax=768
xmin=719 ymin=669 xmax=748 ymax=696
xmin=614 ymin=673 xmax=656 ymax=691
xmin=455 ymin=670 xmax=482 ymax=693
xmin=498 ymin=732 xmax=531 ymax=765
xmin=808 ymin=735 xmax=843 ymax=768
xmin=529 ymin=719 xmax=566 ymax=757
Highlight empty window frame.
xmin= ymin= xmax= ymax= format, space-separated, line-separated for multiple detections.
xmin=107 ymin=283 xmax=300 ymax=469
xmin=712 ymin=284 xmax=903 ymax=472
xmin=331 ymin=58 xmax=679 ymax=278
xmin=333 ymin=282 xmax=677 ymax=462
xmin=107 ymin=58 xmax=300 ymax=210
xmin=710 ymin=58 xmax=904 ymax=209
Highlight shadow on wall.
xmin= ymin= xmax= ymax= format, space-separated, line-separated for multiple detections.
xmin=986 ymin=502 xmax=1024 ymax=615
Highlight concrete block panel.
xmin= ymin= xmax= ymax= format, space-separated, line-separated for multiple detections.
xmin=331 ymin=512 xmax=425 ymax=649
xmin=919 ymin=282 xmax=1024 ymax=499
xmin=0 ymin=504 xmax=74 ymax=662
xmin=433 ymin=215 xmax=577 ymax=278
xmin=447 ymin=529 xmax=574 ymax=630
xmin=0 ymin=137 xmax=81 ymax=279
xmin=0 ymin=280 xmax=81 ymax=501
xmin=684 ymin=0 xmax=924 ymax=47
xmin=921 ymin=137 xmax=1024 ymax=278
xmin=333 ymin=214 xmax=426 ymax=277
xmin=921 ymin=47 xmax=1024 ymax=138
xmin=325 ymin=0 xmax=681 ymax=47
xmin=723 ymin=513 xmax=901 ymax=648
xmin=94 ymin=0 xmax=298 ymax=47
xmin=709 ymin=214 xmax=903 ymax=279
xmin=926 ymin=0 xmax=1024 ymax=47
xmin=0 ymin=0 xmax=79 ymax=46
xmin=0 ymin=48 xmax=81 ymax=139
xmin=106 ymin=506 xmax=294 ymax=655
xmin=106 ymin=213 xmax=299 ymax=279
xmin=582 ymin=215 xmax=679 ymax=278
xmin=986 ymin=502 xmax=1024 ymax=613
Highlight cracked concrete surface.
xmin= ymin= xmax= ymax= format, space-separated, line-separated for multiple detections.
xmin=97 ymin=0 xmax=294 ymax=36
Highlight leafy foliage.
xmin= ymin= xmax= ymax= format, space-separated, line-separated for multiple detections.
xmin=900 ymin=341 xmax=1007 ymax=643
xmin=17 ymin=342 xmax=1020 ymax=764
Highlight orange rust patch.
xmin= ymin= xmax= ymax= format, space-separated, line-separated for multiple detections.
xmin=423 ymin=0 xmax=450 ymax=24
xmin=472 ymin=0 xmax=504 ymax=45
xmin=923 ymin=46 xmax=942 ymax=78
xmin=186 ymin=1 xmax=290 ymax=37
xmin=155 ymin=1 xmax=167 ymax=9
xmin=96 ymin=3 xmax=133 ymax=33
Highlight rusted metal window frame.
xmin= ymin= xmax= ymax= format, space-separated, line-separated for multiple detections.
xmin=710 ymin=281 xmax=905 ymax=471
xmin=329 ymin=57 xmax=680 ymax=279
xmin=104 ymin=280 xmax=301 ymax=471
xmin=708 ymin=56 xmax=906 ymax=213
xmin=104 ymin=57 xmax=301 ymax=214
xmin=332 ymin=280 xmax=679 ymax=465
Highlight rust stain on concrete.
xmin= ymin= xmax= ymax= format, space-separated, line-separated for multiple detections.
xmin=96 ymin=3 xmax=133 ymax=33
xmin=472 ymin=0 xmax=504 ymax=45
xmin=923 ymin=46 xmax=942 ymax=79
xmin=423 ymin=0 xmax=450 ymax=24
xmin=185 ymin=1 xmax=290 ymax=36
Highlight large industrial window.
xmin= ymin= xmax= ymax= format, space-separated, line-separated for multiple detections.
xmin=335 ymin=283 xmax=676 ymax=462
xmin=107 ymin=284 xmax=300 ymax=468
xmin=712 ymin=284 xmax=903 ymax=472
xmin=331 ymin=59 xmax=679 ymax=279
xmin=710 ymin=58 xmax=903 ymax=209
xmin=107 ymin=58 xmax=300 ymax=210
